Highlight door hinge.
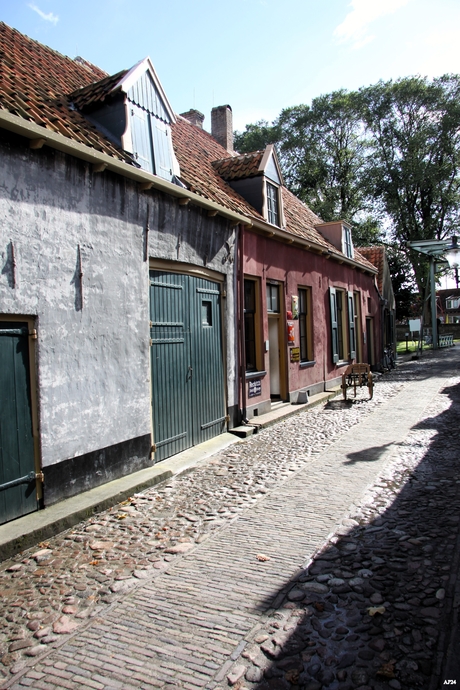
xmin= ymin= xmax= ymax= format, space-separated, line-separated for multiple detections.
xmin=149 ymin=338 xmax=153 ymax=346
xmin=29 ymin=329 xmax=37 ymax=339
xmin=151 ymin=444 xmax=156 ymax=453
xmin=225 ymin=415 xmax=230 ymax=423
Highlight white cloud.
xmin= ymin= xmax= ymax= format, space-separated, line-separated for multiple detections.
xmin=28 ymin=3 xmax=59 ymax=25
xmin=334 ymin=0 xmax=411 ymax=49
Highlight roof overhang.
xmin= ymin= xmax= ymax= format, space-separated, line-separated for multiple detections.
xmin=249 ymin=216 xmax=378 ymax=274
xmin=0 ymin=109 xmax=250 ymax=226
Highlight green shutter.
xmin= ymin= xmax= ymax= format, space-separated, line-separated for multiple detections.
xmin=348 ymin=291 xmax=356 ymax=360
xmin=329 ymin=288 xmax=339 ymax=363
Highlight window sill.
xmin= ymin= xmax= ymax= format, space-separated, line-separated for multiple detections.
xmin=245 ymin=370 xmax=267 ymax=380
xmin=300 ymin=360 xmax=316 ymax=369
xmin=335 ymin=360 xmax=350 ymax=368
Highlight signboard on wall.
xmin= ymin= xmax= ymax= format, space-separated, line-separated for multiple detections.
xmin=290 ymin=347 xmax=300 ymax=362
xmin=248 ymin=379 xmax=261 ymax=398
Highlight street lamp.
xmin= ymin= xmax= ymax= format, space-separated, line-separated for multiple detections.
xmin=407 ymin=235 xmax=460 ymax=349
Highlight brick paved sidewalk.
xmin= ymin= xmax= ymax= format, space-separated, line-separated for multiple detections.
xmin=2 ymin=350 xmax=459 ymax=690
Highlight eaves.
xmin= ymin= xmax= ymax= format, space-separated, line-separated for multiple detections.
xmin=0 ymin=109 xmax=252 ymax=228
xmin=247 ymin=217 xmax=378 ymax=276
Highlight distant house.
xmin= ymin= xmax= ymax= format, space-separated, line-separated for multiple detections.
xmin=359 ymin=247 xmax=396 ymax=357
xmin=437 ymin=289 xmax=460 ymax=324
xmin=0 ymin=23 xmax=389 ymax=525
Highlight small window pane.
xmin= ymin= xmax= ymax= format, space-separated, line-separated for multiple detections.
xmin=266 ymin=283 xmax=280 ymax=313
xmin=266 ymin=182 xmax=279 ymax=226
xmin=202 ymin=301 xmax=212 ymax=326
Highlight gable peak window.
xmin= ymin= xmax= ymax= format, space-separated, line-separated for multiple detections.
xmin=266 ymin=181 xmax=280 ymax=227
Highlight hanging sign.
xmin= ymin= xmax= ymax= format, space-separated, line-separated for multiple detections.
xmin=291 ymin=295 xmax=299 ymax=319
xmin=287 ymin=321 xmax=295 ymax=344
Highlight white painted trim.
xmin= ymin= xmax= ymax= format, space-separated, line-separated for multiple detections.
xmin=115 ymin=57 xmax=177 ymax=124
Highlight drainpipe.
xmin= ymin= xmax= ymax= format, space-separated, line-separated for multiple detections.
xmin=239 ymin=224 xmax=248 ymax=423
xmin=430 ymin=256 xmax=438 ymax=349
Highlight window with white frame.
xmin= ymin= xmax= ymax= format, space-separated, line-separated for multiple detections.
xmin=446 ymin=297 xmax=459 ymax=309
xmin=343 ymin=225 xmax=353 ymax=259
xmin=266 ymin=182 xmax=280 ymax=226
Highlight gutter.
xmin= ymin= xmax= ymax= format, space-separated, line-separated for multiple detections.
xmin=0 ymin=109 xmax=252 ymax=227
xmin=249 ymin=217 xmax=378 ymax=275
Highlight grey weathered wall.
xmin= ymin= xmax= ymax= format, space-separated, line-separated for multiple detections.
xmin=0 ymin=132 xmax=238 ymax=477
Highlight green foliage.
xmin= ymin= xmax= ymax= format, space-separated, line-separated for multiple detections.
xmin=359 ymin=75 xmax=460 ymax=292
xmin=233 ymin=120 xmax=280 ymax=153
xmin=276 ymin=91 xmax=369 ymax=223
xmin=385 ymin=246 xmax=418 ymax=321
xmin=236 ymin=76 xmax=460 ymax=301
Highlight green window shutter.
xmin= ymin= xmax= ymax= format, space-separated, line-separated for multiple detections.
xmin=329 ymin=287 xmax=339 ymax=363
xmin=348 ymin=291 xmax=356 ymax=360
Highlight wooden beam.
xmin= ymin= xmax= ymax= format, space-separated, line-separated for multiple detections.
xmin=139 ymin=181 xmax=153 ymax=191
xmin=29 ymin=138 xmax=46 ymax=150
xmin=208 ymin=209 xmax=218 ymax=217
xmin=92 ymin=162 xmax=107 ymax=173
xmin=179 ymin=198 xmax=190 ymax=206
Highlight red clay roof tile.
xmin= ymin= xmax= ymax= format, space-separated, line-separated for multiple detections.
xmin=0 ymin=23 xmax=377 ymax=273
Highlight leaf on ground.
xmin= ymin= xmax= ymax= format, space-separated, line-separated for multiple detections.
xmin=116 ymin=514 xmax=128 ymax=520
xmin=368 ymin=606 xmax=385 ymax=616
xmin=89 ymin=560 xmax=99 ymax=566
xmin=376 ymin=662 xmax=395 ymax=678
xmin=256 ymin=554 xmax=270 ymax=561
xmin=38 ymin=542 xmax=50 ymax=548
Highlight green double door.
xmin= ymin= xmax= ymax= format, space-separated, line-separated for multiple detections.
xmin=0 ymin=322 xmax=38 ymax=524
xmin=150 ymin=271 xmax=226 ymax=462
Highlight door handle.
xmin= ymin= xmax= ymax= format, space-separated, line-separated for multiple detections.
xmin=187 ymin=366 xmax=193 ymax=381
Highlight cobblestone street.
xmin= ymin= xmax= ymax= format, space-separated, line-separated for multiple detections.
xmin=1 ymin=349 xmax=459 ymax=690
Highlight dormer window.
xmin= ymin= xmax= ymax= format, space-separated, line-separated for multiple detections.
xmin=343 ymin=225 xmax=353 ymax=258
xmin=266 ymin=182 xmax=280 ymax=226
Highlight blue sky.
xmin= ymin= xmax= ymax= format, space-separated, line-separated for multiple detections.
xmin=2 ymin=0 xmax=460 ymax=131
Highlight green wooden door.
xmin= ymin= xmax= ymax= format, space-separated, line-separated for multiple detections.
xmin=0 ymin=323 xmax=38 ymax=524
xmin=150 ymin=271 xmax=225 ymax=462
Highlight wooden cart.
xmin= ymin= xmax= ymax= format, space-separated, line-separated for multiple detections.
xmin=341 ymin=363 xmax=373 ymax=400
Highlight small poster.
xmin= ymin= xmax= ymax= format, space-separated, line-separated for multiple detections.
xmin=291 ymin=295 xmax=299 ymax=319
xmin=290 ymin=347 xmax=300 ymax=362
xmin=287 ymin=321 xmax=295 ymax=344
xmin=248 ymin=379 xmax=261 ymax=398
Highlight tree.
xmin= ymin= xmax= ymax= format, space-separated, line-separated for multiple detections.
xmin=359 ymin=76 xmax=460 ymax=294
xmin=233 ymin=120 xmax=280 ymax=153
xmin=276 ymin=91 xmax=370 ymax=224
xmin=385 ymin=246 xmax=418 ymax=321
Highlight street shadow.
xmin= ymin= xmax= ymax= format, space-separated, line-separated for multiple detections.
xmin=343 ymin=443 xmax=394 ymax=465
xmin=242 ymin=371 xmax=460 ymax=690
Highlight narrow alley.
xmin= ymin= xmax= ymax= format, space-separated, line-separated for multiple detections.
xmin=1 ymin=349 xmax=459 ymax=690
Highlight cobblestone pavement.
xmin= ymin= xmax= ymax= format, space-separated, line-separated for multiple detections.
xmin=1 ymin=350 xmax=459 ymax=690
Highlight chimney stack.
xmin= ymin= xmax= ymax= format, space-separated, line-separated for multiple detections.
xmin=180 ymin=109 xmax=205 ymax=129
xmin=211 ymin=105 xmax=233 ymax=153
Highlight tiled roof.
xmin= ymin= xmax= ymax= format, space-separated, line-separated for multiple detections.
xmin=0 ymin=23 xmax=377 ymax=273
xmin=212 ymin=151 xmax=264 ymax=180
xmin=172 ymin=117 xmax=264 ymax=218
xmin=0 ymin=22 xmax=128 ymax=160
xmin=358 ymin=247 xmax=385 ymax=291
xmin=69 ymin=70 xmax=128 ymax=110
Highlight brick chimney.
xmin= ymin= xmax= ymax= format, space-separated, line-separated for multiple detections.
xmin=180 ymin=109 xmax=205 ymax=129
xmin=211 ymin=105 xmax=233 ymax=153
